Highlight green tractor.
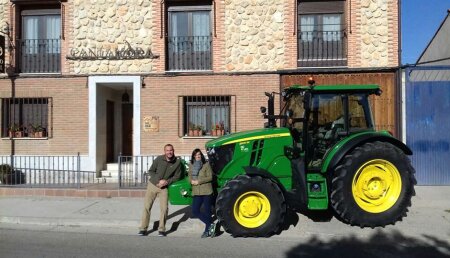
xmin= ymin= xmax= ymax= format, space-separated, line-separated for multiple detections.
xmin=169 ymin=81 xmax=416 ymax=237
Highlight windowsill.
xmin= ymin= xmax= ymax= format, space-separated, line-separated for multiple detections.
xmin=19 ymin=72 xmax=61 ymax=75
xmin=182 ymin=136 xmax=221 ymax=139
xmin=2 ymin=137 xmax=48 ymax=140
xmin=166 ymin=70 xmax=213 ymax=74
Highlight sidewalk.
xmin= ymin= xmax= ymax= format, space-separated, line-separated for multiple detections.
xmin=0 ymin=193 xmax=203 ymax=236
xmin=1 ymin=186 xmax=449 ymax=239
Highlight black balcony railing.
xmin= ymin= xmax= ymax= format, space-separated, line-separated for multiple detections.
xmin=298 ymin=30 xmax=347 ymax=67
xmin=17 ymin=39 xmax=61 ymax=73
xmin=167 ymin=36 xmax=212 ymax=71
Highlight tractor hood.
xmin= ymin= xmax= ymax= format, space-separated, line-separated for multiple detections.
xmin=205 ymin=127 xmax=291 ymax=148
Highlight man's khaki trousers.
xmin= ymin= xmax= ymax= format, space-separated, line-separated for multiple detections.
xmin=139 ymin=182 xmax=168 ymax=232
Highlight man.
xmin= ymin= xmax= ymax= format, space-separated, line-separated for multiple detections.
xmin=138 ymin=144 xmax=182 ymax=237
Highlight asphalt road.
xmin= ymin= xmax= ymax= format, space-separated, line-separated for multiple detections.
xmin=1 ymin=223 xmax=449 ymax=258
xmin=0 ymin=186 xmax=449 ymax=257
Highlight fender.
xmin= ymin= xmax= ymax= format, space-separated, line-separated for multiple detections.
xmin=243 ymin=166 xmax=287 ymax=192
xmin=243 ymin=165 xmax=308 ymax=210
xmin=322 ymin=133 xmax=413 ymax=173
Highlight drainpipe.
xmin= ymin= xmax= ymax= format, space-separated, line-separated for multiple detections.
xmin=396 ymin=0 xmax=403 ymax=139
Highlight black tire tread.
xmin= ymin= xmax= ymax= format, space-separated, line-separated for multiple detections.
xmin=215 ymin=175 xmax=286 ymax=237
xmin=330 ymin=141 xmax=416 ymax=227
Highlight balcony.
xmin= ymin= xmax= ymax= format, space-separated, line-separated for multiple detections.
xmin=298 ymin=30 xmax=347 ymax=67
xmin=17 ymin=39 xmax=61 ymax=73
xmin=167 ymin=36 xmax=212 ymax=71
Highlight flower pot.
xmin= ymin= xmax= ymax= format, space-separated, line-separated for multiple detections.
xmin=34 ymin=131 xmax=44 ymax=138
xmin=189 ymin=129 xmax=195 ymax=136
xmin=10 ymin=131 xmax=23 ymax=138
xmin=211 ymin=130 xmax=216 ymax=136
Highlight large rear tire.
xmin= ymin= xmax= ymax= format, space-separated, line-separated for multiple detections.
xmin=216 ymin=175 xmax=286 ymax=237
xmin=330 ymin=141 xmax=416 ymax=227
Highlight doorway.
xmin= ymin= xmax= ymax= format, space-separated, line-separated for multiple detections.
xmin=88 ymin=76 xmax=141 ymax=173
xmin=122 ymin=103 xmax=133 ymax=156
xmin=106 ymin=100 xmax=115 ymax=163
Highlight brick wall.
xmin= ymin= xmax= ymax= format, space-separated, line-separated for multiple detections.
xmin=151 ymin=0 xmax=164 ymax=73
xmin=283 ymin=0 xmax=296 ymax=68
xmin=141 ymin=74 xmax=279 ymax=155
xmin=0 ymin=77 xmax=88 ymax=155
xmin=388 ymin=0 xmax=399 ymax=67
xmin=347 ymin=0 xmax=362 ymax=67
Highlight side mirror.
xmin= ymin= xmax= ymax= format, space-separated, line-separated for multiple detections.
xmin=286 ymin=109 xmax=293 ymax=118
xmin=260 ymin=106 xmax=267 ymax=114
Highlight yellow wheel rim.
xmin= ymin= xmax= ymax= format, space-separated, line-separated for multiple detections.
xmin=233 ymin=191 xmax=271 ymax=228
xmin=352 ymin=159 xmax=402 ymax=213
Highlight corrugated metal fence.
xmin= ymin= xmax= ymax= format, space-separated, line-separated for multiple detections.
xmin=405 ymin=66 xmax=450 ymax=185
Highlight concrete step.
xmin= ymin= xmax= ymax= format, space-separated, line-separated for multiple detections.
xmin=106 ymin=163 xmax=119 ymax=171
xmin=101 ymin=170 xmax=119 ymax=177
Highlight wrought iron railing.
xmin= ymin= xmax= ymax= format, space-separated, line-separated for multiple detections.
xmin=119 ymin=155 xmax=190 ymax=189
xmin=298 ymin=30 xmax=347 ymax=67
xmin=17 ymin=39 xmax=61 ymax=73
xmin=0 ymin=154 xmax=96 ymax=188
xmin=167 ymin=36 xmax=212 ymax=71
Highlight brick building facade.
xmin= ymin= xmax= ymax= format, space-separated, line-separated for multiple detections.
xmin=0 ymin=0 xmax=399 ymax=175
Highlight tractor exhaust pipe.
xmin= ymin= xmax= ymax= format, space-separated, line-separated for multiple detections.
xmin=265 ymin=92 xmax=276 ymax=128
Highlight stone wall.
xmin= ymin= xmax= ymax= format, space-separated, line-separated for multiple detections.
xmin=224 ymin=0 xmax=285 ymax=71
xmin=360 ymin=0 xmax=391 ymax=67
xmin=70 ymin=0 xmax=154 ymax=74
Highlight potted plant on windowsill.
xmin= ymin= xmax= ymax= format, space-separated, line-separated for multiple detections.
xmin=188 ymin=123 xmax=196 ymax=137
xmin=29 ymin=124 xmax=46 ymax=138
xmin=8 ymin=124 xmax=23 ymax=138
xmin=211 ymin=123 xmax=216 ymax=136
xmin=219 ymin=121 xmax=225 ymax=136
xmin=195 ymin=125 xmax=203 ymax=137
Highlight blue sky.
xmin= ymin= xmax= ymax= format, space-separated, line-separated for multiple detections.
xmin=402 ymin=0 xmax=450 ymax=65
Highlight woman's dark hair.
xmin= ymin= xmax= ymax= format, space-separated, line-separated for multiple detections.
xmin=190 ymin=148 xmax=206 ymax=164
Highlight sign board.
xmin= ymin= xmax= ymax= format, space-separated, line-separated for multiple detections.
xmin=67 ymin=40 xmax=159 ymax=61
xmin=144 ymin=116 xmax=159 ymax=132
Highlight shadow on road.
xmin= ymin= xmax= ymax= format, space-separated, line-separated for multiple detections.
xmin=147 ymin=206 xmax=192 ymax=235
xmin=285 ymin=230 xmax=450 ymax=258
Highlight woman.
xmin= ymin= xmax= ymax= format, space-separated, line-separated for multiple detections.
xmin=189 ymin=148 xmax=214 ymax=238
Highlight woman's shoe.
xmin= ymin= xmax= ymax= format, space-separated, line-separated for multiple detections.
xmin=201 ymin=231 xmax=210 ymax=238
xmin=208 ymin=222 xmax=218 ymax=238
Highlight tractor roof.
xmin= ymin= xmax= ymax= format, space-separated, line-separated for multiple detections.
xmin=286 ymin=84 xmax=381 ymax=95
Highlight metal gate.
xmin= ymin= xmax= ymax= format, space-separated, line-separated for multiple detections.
xmin=405 ymin=66 xmax=450 ymax=185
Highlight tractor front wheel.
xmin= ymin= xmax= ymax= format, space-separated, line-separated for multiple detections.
xmin=216 ymin=175 xmax=286 ymax=237
xmin=330 ymin=141 xmax=416 ymax=227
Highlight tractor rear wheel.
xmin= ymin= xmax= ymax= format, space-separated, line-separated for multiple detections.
xmin=215 ymin=175 xmax=286 ymax=237
xmin=330 ymin=141 xmax=416 ymax=227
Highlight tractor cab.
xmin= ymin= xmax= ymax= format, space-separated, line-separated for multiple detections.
xmin=280 ymin=83 xmax=381 ymax=170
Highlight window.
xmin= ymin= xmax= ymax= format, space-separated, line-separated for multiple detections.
xmin=307 ymin=93 xmax=373 ymax=168
xmin=297 ymin=0 xmax=346 ymax=67
xmin=167 ymin=6 xmax=212 ymax=71
xmin=19 ymin=9 xmax=61 ymax=73
xmin=1 ymin=98 xmax=52 ymax=138
xmin=183 ymin=96 xmax=230 ymax=137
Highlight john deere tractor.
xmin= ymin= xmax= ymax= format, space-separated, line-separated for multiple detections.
xmin=169 ymin=81 xmax=416 ymax=237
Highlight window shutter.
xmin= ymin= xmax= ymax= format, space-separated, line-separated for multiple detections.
xmin=298 ymin=1 xmax=345 ymax=14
